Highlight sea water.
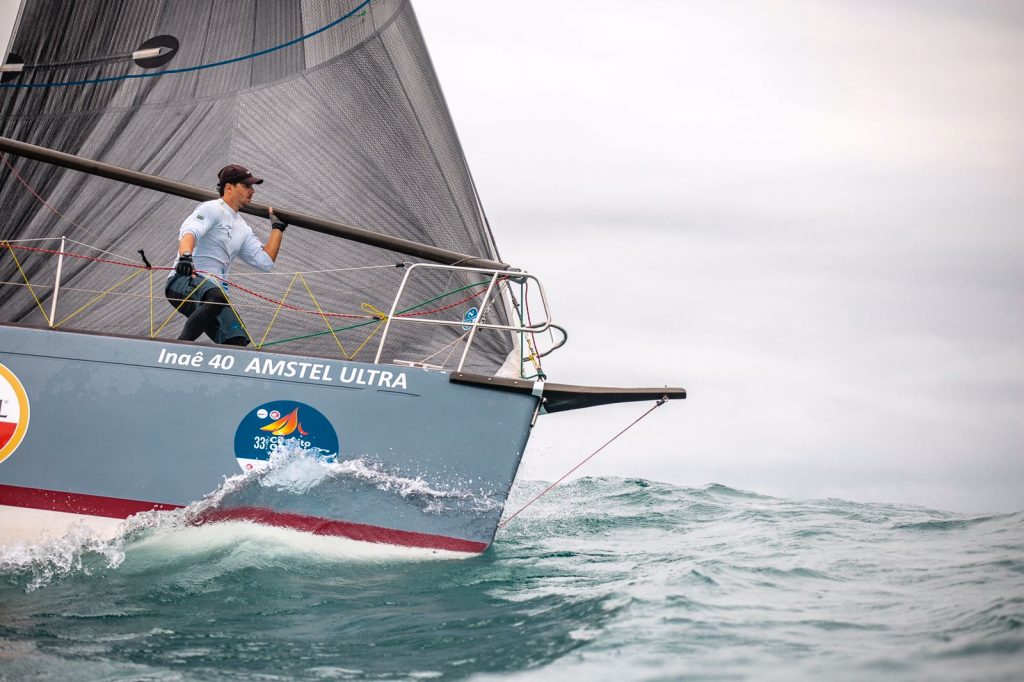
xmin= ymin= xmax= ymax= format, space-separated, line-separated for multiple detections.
xmin=1 ymin=456 xmax=1022 ymax=681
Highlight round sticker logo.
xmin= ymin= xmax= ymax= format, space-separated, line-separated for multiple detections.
xmin=0 ymin=363 xmax=30 ymax=464
xmin=234 ymin=400 xmax=338 ymax=472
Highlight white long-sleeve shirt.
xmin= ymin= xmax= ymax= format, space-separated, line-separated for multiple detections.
xmin=170 ymin=199 xmax=273 ymax=280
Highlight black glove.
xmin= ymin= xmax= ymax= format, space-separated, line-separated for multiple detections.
xmin=270 ymin=211 xmax=287 ymax=232
xmin=175 ymin=251 xmax=194 ymax=277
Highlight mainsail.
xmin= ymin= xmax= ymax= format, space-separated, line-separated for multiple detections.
xmin=0 ymin=0 xmax=518 ymax=375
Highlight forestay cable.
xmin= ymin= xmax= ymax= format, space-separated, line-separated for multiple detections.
xmin=498 ymin=396 xmax=670 ymax=528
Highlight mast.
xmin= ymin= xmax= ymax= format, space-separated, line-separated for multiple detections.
xmin=0 ymin=136 xmax=509 ymax=271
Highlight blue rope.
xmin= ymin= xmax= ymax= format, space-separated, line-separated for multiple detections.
xmin=1 ymin=0 xmax=372 ymax=90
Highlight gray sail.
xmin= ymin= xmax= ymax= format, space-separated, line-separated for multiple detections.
xmin=0 ymin=0 xmax=514 ymax=375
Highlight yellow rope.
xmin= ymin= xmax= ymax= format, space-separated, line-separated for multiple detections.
xmin=360 ymin=302 xmax=388 ymax=320
xmin=153 ymin=277 xmax=210 ymax=337
xmin=524 ymin=327 xmax=543 ymax=374
xmin=2 ymin=241 xmax=52 ymax=326
xmin=56 ymin=268 xmax=144 ymax=328
xmin=342 ymin=303 xmax=392 ymax=360
xmin=299 ymin=273 xmax=348 ymax=357
xmin=257 ymin=272 xmax=301 ymax=349
xmin=348 ymin=319 xmax=387 ymax=360
xmin=220 ymin=285 xmax=255 ymax=345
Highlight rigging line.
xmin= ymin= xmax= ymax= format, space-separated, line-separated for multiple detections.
xmin=3 ymin=241 xmax=490 ymax=322
xmin=523 ymin=280 xmax=544 ymax=376
xmin=498 ymin=397 xmax=670 ymax=529
xmin=56 ymin=268 xmax=145 ymax=328
xmin=0 ymin=237 xmax=71 ymax=244
xmin=256 ymin=280 xmax=496 ymax=347
xmin=153 ymin=277 xmax=210 ymax=338
xmin=298 ymin=272 xmax=349 ymax=357
xmin=220 ymin=286 xmax=256 ymax=348
xmin=0 ymin=280 xmax=268 ymax=310
xmin=232 ymin=263 xmax=406 ymax=276
xmin=64 ymin=237 xmax=142 ymax=264
xmin=1 ymin=153 xmax=112 ymax=246
xmin=4 ymin=242 xmax=496 ymax=327
xmin=4 ymin=243 xmax=161 ymax=270
xmin=257 ymin=271 xmax=301 ymax=350
xmin=416 ymin=330 xmax=471 ymax=365
xmin=439 ymin=332 xmax=466 ymax=368
xmin=396 ymin=277 xmax=504 ymax=315
xmin=255 ymin=283 xmax=489 ymax=347
xmin=204 ymin=272 xmax=369 ymax=320
xmin=259 ymin=317 xmax=378 ymax=348
xmin=347 ymin=318 xmax=387 ymax=360
xmin=0 ymin=0 xmax=373 ymax=89
xmin=2 ymin=241 xmax=52 ymax=326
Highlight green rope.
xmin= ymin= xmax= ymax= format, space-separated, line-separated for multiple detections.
xmin=260 ymin=278 xmax=493 ymax=348
xmin=260 ymin=318 xmax=379 ymax=348
xmin=396 ymin=278 xmax=491 ymax=313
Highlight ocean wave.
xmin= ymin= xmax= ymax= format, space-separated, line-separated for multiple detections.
xmin=2 ymin=474 xmax=1022 ymax=680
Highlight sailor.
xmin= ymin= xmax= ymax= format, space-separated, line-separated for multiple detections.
xmin=165 ymin=164 xmax=287 ymax=345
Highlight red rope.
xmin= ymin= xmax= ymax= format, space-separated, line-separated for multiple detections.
xmin=1 ymin=153 xmax=92 ymax=234
xmin=3 ymin=243 xmax=153 ymax=270
xmin=3 ymin=242 xmax=491 ymax=321
xmin=3 ymin=154 xmax=502 ymax=326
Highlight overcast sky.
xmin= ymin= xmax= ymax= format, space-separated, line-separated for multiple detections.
xmin=3 ymin=2 xmax=1021 ymax=514
xmin=413 ymin=1 xmax=1024 ymax=514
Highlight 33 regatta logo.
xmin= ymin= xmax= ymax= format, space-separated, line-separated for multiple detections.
xmin=260 ymin=407 xmax=307 ymax=436
xmin=0 ymin=363 xmax=30 ymax=464
xmin=233 ymin=400 xmax=338 ymax=471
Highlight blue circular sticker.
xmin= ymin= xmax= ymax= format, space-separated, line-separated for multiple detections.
xmin=234 ymin=400 xmax=339 ymax=470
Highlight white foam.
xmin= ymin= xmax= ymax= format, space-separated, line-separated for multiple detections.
xmin=0 ymin=443 xmax=489 ymax=589
xmin=243 ymin=440 xmax=502 ymax=512
xmin=0 ymin=517 xmax=126 ymax=591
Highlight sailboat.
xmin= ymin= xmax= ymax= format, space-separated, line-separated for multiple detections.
xmin=0 ymin=0 xmax=684 ymax=555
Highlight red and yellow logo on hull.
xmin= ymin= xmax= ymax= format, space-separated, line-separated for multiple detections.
xmin=0 ymin=363 xmax=30 ymax=464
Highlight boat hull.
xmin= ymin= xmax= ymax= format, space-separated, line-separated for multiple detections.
xmin=0 ymin=324 xmax=536 ymax=553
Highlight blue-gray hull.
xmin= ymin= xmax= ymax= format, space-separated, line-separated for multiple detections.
xmin=0 ymin=324 xmax=537 ymax=552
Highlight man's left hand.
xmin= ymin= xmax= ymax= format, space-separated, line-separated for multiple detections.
xmin=175 ymin=251 xmax=194 ymax=277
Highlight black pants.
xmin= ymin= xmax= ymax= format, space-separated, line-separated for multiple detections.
xmin=165 ymin=275 xmax=250 ymax=345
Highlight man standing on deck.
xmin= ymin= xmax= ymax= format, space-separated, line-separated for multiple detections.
xmin=165 ymin=164 xmax=287 ymax=345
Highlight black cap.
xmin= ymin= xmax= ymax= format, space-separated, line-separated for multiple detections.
xmin=217 ymin=164 xmax=263 ymax=186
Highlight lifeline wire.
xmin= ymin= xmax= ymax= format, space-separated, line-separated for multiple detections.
xmin=498 ymin=396 xmax=670 ymax=528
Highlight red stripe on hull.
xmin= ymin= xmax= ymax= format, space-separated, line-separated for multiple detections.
xmin=0 ymin=483 xmax=181 ymax=518
xmin=196 ymin=507 xmax=488 ymax=554
xmin=0 ymin=484 xmax=488 ymax=554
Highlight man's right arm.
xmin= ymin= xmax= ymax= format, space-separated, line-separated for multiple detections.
xmin=178 ymin=202 xmax=214 ymax=250
xmin=178 ymin=232 xmax=196 ymax=256
xmin=175 ymin=202 xmax=210 ymax=276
